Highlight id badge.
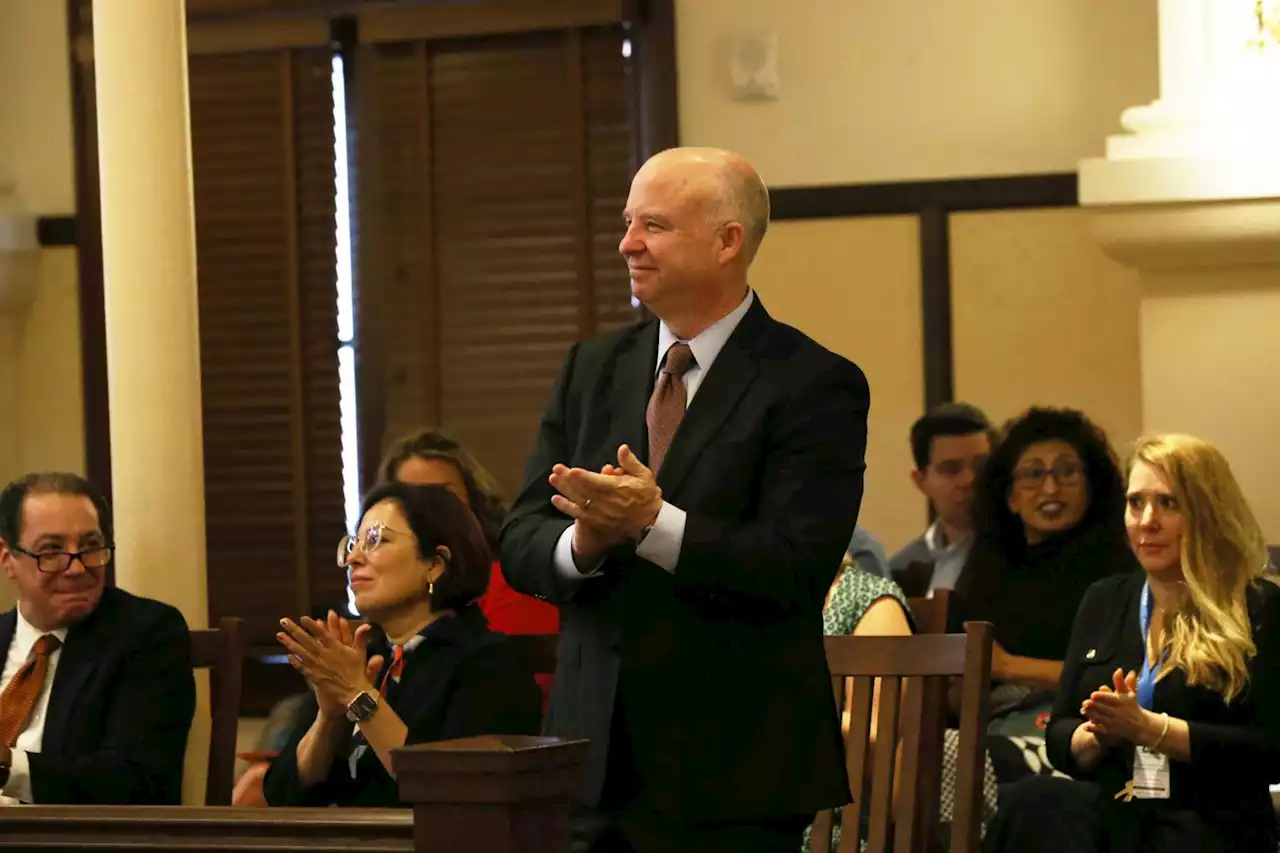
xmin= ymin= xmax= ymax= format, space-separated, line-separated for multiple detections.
xmin=1131 ymin=746 xmax=1171 ymax=799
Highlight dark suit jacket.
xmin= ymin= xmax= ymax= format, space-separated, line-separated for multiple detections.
xmin=262 ymin=604 xmax=542 ymax=807
xmin=499 ymin=296 xmax=870 ymax=825
xmin=0 ymin=586 xmax=196 ymax=804
xmin=1046 ymin=573 xmax=1280 ymax=852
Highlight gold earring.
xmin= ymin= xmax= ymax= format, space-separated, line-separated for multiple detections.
xmin=428 ymin=580 xmax=435 ymax=596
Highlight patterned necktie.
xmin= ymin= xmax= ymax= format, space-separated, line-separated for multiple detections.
xmin=646 ymin=342 xmax=697 ymax=475
xmin=0 ymin=634 xmax=62 ymax=748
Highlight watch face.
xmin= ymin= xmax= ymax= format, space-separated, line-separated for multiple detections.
xmin=347 ymin=691 xmax=378 ymax=722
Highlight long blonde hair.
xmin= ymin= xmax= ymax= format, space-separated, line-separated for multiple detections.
xmin=1131 ymin=434 xmax=1271 ymax=702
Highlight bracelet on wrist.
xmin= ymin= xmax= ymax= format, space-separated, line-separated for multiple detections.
xmin=1148 ymin=712 xmax=1170 ymax=751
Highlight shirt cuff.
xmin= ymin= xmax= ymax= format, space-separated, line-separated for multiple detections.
xmin=554 ymin=523 xmax=603 ymax=579
xmin=636 ymin=501 xmax=685 ymax=573
xmin=4 ymin=749 xmax=32 ymax=803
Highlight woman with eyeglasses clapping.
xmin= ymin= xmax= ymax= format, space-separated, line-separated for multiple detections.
xmin=262 ymin=482 xmax=541 ymax=808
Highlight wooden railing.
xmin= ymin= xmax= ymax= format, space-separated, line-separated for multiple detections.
xmin=0 ymin=734 xmax=587 ymax=853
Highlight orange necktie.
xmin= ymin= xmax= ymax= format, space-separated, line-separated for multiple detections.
xmin=379 ymin=644 xmax=405 ymax=697
xmin=0 ymin=634 xmax=61 ymax=748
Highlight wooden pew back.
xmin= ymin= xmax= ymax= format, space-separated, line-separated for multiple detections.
xmin=812 ymin=623 xmax=992 ymax=853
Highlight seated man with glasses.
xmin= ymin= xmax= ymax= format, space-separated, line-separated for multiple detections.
xmin=0 ymin=472 xmax=195 ymax=805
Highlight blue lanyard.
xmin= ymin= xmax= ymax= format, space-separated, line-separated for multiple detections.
xmin=1136 ymin=582 xmax=1163 ymax=709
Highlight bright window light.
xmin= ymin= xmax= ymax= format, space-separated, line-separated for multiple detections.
xmin=333 ymin=53 xmax=359 ymax=533
xmin=333 ymin=53 xmax=361 ymax=615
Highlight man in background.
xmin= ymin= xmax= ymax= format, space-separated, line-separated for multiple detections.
xmin=0 ymin=472 xmax=195 ymax=804
xmin=889 ymin=403 xmax=995 ymax=597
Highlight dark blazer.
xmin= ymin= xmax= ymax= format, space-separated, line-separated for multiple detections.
xmin=1046 ymin=573 xmax=1280 ymax=852
xmin=0 ymin=586 xmax=196 ymax=804
xmin=500 ymin=295 xmax=870 ymax=825
xmin=262 ymin=604 xmax=542 ymax=808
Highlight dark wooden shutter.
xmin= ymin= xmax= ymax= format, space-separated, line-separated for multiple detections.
xmin=189 ymin=48 xmax=344 ymax=646
xmin=355 ymin=25 xmax=638 ymax=496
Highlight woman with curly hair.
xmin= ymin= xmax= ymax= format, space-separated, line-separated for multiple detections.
xmin=952 ymin=407 xmax=1139 ymax=739
xmin=986 ymin=434 xmax=1280 ymax=852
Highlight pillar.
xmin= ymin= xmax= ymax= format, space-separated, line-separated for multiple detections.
xmin=1080 ymin=0 xmax=1280 ymax=541
xmin=91 ymin=0 xmax=211 ymax=803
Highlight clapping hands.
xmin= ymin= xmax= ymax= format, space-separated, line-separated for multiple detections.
xmin=1081 ymin=668 xmax=1152 ymax=746
xmin=277 ymin=610 xmax=384 ymax=719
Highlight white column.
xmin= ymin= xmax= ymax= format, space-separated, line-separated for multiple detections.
xmin=91 ymin=0 xmax=211 ymax=804
xmin=1078 ymin=0 xmax=1280 ymax=542
xmin=1099 ymin=0 xmax=1280 ymax=165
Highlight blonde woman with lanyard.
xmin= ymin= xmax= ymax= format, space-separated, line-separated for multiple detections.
xmin=984 ymin=434 xmax=1280 ymax=853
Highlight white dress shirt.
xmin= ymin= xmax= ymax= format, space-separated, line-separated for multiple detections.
xmin=0 ymin=608 xmax=68 ymax=805
xmin=554 ymin=289 xmax=756 ymax=578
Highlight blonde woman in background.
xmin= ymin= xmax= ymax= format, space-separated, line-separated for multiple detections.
xmin=986 ymin=434 xmax=1280 ymax=853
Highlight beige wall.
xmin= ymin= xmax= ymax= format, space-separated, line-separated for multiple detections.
xmin=0 ymin=0 xmax=77 ymax=213
xmin=950 ymin=208 xmax=1144 ymax=452
xmin=675 ymin=0 xmax=1159 ymax=186
xmin=0 ymin=1 xmax=86 ymax=627
xmin=1141 ymin=271 xmax=1280 ymax=541
xmin=751 ymin=216 xmax=925 ymax=554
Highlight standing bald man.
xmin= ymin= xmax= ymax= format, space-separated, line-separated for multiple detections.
xmin=501 ymin=148 xmax=870 ymax=852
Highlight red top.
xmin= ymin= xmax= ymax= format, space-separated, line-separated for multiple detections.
xmin=477 ymin=561 xmax=558 ymax=711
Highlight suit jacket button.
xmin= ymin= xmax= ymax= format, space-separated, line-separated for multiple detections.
xmin=1086 ymin=649 xmax=1096 ymax=660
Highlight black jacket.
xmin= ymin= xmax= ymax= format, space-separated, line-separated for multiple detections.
xmin=500 ymin=296 xmax=870 ymax=825
xmin=1047 ymin=573 xmax=1280 ymax=852
xmin=951 ymin=525 xmax=1139 ymax=663
xmin=0 ymin=586 xmax=196 ymax=804
xmin=263 ymin=605 xmax=542 ymax=807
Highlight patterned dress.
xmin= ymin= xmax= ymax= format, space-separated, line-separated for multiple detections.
xmin=803 ymin=567 xmax=999 ymax=853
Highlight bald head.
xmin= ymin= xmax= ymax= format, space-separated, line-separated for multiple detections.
xmin=636 ymin=147 xmax=771 ymax=263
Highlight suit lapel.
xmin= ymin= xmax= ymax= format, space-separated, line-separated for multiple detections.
xmin=0 ymin=610 xmax=15 ymax=665
xmin=608 ymin=322 xmax=659 ymax=467
xmin=42 ymin=615 xmax=100 ymax=754
xmin=655 ymin=302 xmax=765 ymax=500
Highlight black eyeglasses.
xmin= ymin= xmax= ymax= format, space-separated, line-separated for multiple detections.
xmin=12 ymin=544 xmax=114 ymax=574
xmin=1013 ymin=459 xmax=1084 ymax=492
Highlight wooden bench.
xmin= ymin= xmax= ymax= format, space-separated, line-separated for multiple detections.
xmin=0 ymin=734 xmax=587 ymax=853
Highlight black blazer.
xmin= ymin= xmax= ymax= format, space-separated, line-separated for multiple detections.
xmin=262 ymin=605 xmax=542 ymax=808
xmin=1046 ymin=573 xmax=1280 ymax=852
xmin=0 ymin=586 xmax=196 ymax=804
xmin=500 ymin=296 xmax=870 ymax=825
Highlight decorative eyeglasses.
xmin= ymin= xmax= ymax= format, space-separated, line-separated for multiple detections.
xmin=13 ymin=544 xmax=114 ymax=574
xmin=1013 ymin=459 xmax=1084 ymax=491
xmin=336 ymin=521 xmax=411 ymax=567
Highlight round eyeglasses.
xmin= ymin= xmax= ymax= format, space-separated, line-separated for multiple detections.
xmin=336 ymin=521 xmax=412 ymax=567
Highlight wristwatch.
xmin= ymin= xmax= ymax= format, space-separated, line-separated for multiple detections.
xmin=345 ymin=690 xmax=379 ymax=723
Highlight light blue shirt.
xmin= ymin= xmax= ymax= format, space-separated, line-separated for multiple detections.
xmin=847 ymin=525 xmax=891 ymax=579
xmin=554 ymin=289 xmax=756 ymax=578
